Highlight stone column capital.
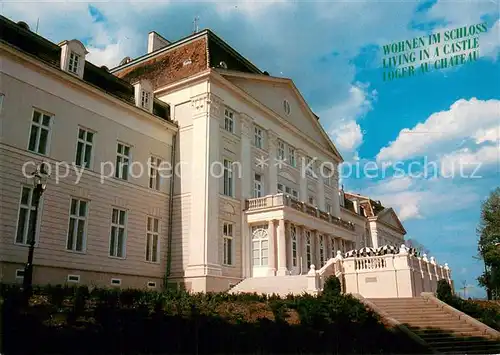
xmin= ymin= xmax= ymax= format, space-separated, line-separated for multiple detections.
xmin=191 ymin=93 xmax=223 ymax=119
xmin=267 ymin=130 xmax=279 ymax=148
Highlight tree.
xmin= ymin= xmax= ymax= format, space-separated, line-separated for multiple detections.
xmin=404 ymin=238 xmax=430 ymax=255
xmin=477 ymin=187 xmax=500 ymax=300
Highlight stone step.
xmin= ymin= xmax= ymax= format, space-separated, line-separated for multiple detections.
xmin=408 ymin=324 xmax=478 ymax=332
xmin=418 ymin=330 xmax=488 ymax=339
xmin=370 ymin=301 xmax=431 ymax=307
xmin=433 ymin=343 xmax=500 ymax=353
xmin=384 ymin=311 xmax=452 ymax=318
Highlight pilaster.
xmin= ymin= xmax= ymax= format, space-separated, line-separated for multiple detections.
xmin=186 ymin=93 xmax=223 ymax=278
xmin=331 ymin=169 xmax=341 ymax=217
xmin=267 ymin=130 xmax=279 ymax=195
xmin=240 ymin=114 xmax=253 ymax=278
xmin=316 ymin=161 xmax=325 ymax=210
xmin=297 ymin=149 xmax=308 ymax=202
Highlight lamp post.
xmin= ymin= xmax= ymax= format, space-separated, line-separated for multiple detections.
xmin=22 ymin=162 xmax=49 ymax=297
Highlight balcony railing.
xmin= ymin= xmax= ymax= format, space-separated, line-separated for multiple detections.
xmin=246 ymin=194 xmax=356 ymax=232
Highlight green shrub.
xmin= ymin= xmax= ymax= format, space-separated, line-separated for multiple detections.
xmin=48 ymin=285 xmax=65 ymax=309
xmin=436 ymin=279 xmax=452 ymax=301
xmin=322 ymin=276 xmax=342 ymax=298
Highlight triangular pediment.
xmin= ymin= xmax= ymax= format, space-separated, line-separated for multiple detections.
xmin=377 ymin=208 xmax=407 ymax=235
xmin=219 ymin=70 xmax=343 ymax=161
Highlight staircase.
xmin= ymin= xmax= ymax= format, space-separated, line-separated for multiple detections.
xmin=228 ymin=275 xmax=309 ymax=296
xmin=367 ymin=297 xmax=500 ymax=354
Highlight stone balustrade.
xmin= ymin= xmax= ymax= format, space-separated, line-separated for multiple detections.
xmin=306 ymin=245 xmax=453 ymax=298
xmin=246 ymin=193 xmax=356 ymax=232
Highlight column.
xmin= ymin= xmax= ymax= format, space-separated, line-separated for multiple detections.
xmin=240 ymin=114 xmax=253 ymax=278
xmin=267 ymin=130 xmax=278 ymax=195
xmin=316 ymin=161 xmax=325 ymax=210
xmin=277 ymin=219 xmax=287 ymax=275
xmin=326 ymin=235 xmax=332 ymax=261
xmin=314 ymin=231 xmax=321 ymax=267
xmin=186 ymin=93 xmax=223 ymax=278
xmin=267 ymin=219 xmax=277 ymax=276
xmin=297 ymin=149 xmax=308 ymax=202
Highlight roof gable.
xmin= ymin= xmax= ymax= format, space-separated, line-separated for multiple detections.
xmin=219 ymin=70 xmax=343 ymax=161
xmin=376 ymin=208 xmax=407 ymax=235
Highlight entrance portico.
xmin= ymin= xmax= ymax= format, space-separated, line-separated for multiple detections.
xmin=244 ymin=194 xmax=358 ymax=277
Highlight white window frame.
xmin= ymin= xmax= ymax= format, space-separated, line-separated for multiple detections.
xmin=68 ymin=51 xmax=80 ymax=74
xmin=323 ymin=167 xmax=332 ymax=186
xmin=288 ymin=146 xmax=296 ymax=167
xmin=305 ymin=230 xmax=312 ymax=268
xmin=28 ymin=109 xmax=52 ymax=155
xmin=223 ymin=159 xmax=234 ymax=197
xmin=277 ymin=140 xmax=286 ymax=160
xmin=115 ymin=142 xmax=131 ymax=181
xmin=67 ymin=274 xmax=80 ymax=283
xmin=75 ymin=127 xmax=94 ymax=169
xmin=111 ymin=278 xmax=122 ymax=286
xmin=331 ymin=237 xmax=336 ymax=258
xmin=252 ymin=226 xmax=269 ymax=266
xmin=277 ymin=183 xmax=284 ymax=193
xmin=149 ymin=156 xmax=162 ymax=190
xmin=146 ymin=216 xmax=160 ymax=263
xmin=305 ymin=156 xmax=314 ymax=177
xmin=15 ymin=269 xmax=25 ymax=279
xmin=109 ymin=208 xmax=127 ymax=258
xmin=141 ymin=90 xmax=150 ymax=109
xmin=222 ymin=222 xmax=234 ymax=266
xmin=147 ymin=281 xmax=157 ymax=288
xmin=15 ymin=186 xmax=40 ymax=245
xmin=325 ymin=202 xmax=333 ymax=214
xmin=224 ymin=108 xmax=234 ymax=133
xmin=254 ymin=125 xmax=263 ymax=149
xmin=308 ymin=196 xmax=315 ymax=206
xmin=253 ymin=173 xmax=263 ymax=198
xmin=291 ymin=224 xmax=297 ymax=267
xmin=66 ymin=198 xmax=88 ymax=252
xmin=319 ymin=235 xmax=325 ymax=266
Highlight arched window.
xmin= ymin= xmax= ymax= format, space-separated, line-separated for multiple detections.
xmin=291 ymin=225 xmax=297 ymax=267
xmin=319 ymin=235 xmax=325 ymax=266
xmin=252 ymin=225 xmax=269 ymax=266
xmin=305 ymin=230 xmax=312 ymax=268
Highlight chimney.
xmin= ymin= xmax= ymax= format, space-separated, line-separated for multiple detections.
xmin=148 ymin=31 xmax=170 ymax=54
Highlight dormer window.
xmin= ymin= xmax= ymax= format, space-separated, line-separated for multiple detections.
xmin=58 ymin=40 xmax=87 ymax=79
xmin=68 ymin=51 xmax=80 ymax=74
xmin=141 ymin=90 xmax=150 ymax=109
xmin=133 ymin=80 xmax=153 ymax=113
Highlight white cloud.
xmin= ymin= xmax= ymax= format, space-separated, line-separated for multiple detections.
xmin=440 ymin=145 xmax=499 ymax=177
xmin=321 ymin=83 xmax=377 ymax=157
xmin=474 ymin=125 xmax=500 ymax=144
xmin=376 ymin=98 xmax=500 ymax=162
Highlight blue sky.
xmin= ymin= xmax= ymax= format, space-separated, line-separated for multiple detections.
xmin=3 ymin=0 xmax=499 ymax=297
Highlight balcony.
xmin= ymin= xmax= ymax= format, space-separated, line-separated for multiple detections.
xmin=246 ymin=194 xmax=355 ymax=232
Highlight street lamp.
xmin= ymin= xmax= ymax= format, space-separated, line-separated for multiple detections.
xmin=22 ymin=162 xmax=49 ymax=296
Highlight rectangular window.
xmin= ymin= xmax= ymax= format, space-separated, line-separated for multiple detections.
xmin=277 ymin=140 xmax=285 ymax=160
xmin=224 ymin=108 xmax=234 ymax=133
xmin=277 ymin=183 xmax=284 ymax=193
xmin=223 ymin=159 xmax=234 ymax=197
xmin=305 ymin=230 xmax=312 ymax=268
xmin=223 ymin=222 xmax=233 ymax=265
xmin=141 ymin=90 xmax=150 ymax=109
xmin=147 ymin=281 xmax=157 ymax=288
xmin=109 ymin=208 xmax=126 ymax=258
xmin=115 ymin=143 xmax=130 ymax=180
xmin=66 ymin=198 xmax=87 ymax=252
xmin=254 ymin=126 xmax=263 ymax=149
xmin=146 ymin=217 xmax=159 ymax=262
xmin=288 ymin=146 xmax=296 ymax=167
xmin=67 ymin=275 xmax=80 ymax=283
xmin=75 ymin=128 xmax=94 ymax=168
xmin=305 ymin=156 xmax=314 ymax=176
xmin=149 ymin=156 xmax=161 ymax=190
xmin=253 ymin=173 xmax=263 ymax=198
xmin=292 ymin=189 xmax=299 ymax=199
xmin=323 ymin=167 xmax=332 ymax=186
xmin=111 ymin=278 xmax=122 ymax=286
xmin=291 ymin=225 xmax=297 ymax=267
xmin=15 ymin=186 xmax=37 ymax=245
xmin=0 ymin=93 xmax=4 ymax=113
xmin=308 ymin=196 xmax=315 ymax=206
xmin=325 ymin=202 xmax=332 ymax=214
xmin=68 ymin=51 xmax=80 ymax=74
xmin=28 ymin=109 xmax=52 ymax=155
xmin=16 ymin=269 xmax=25 ymax=279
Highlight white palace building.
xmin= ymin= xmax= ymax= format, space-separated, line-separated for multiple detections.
xmin=0 ymin=15 xmax=452 ymax=297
